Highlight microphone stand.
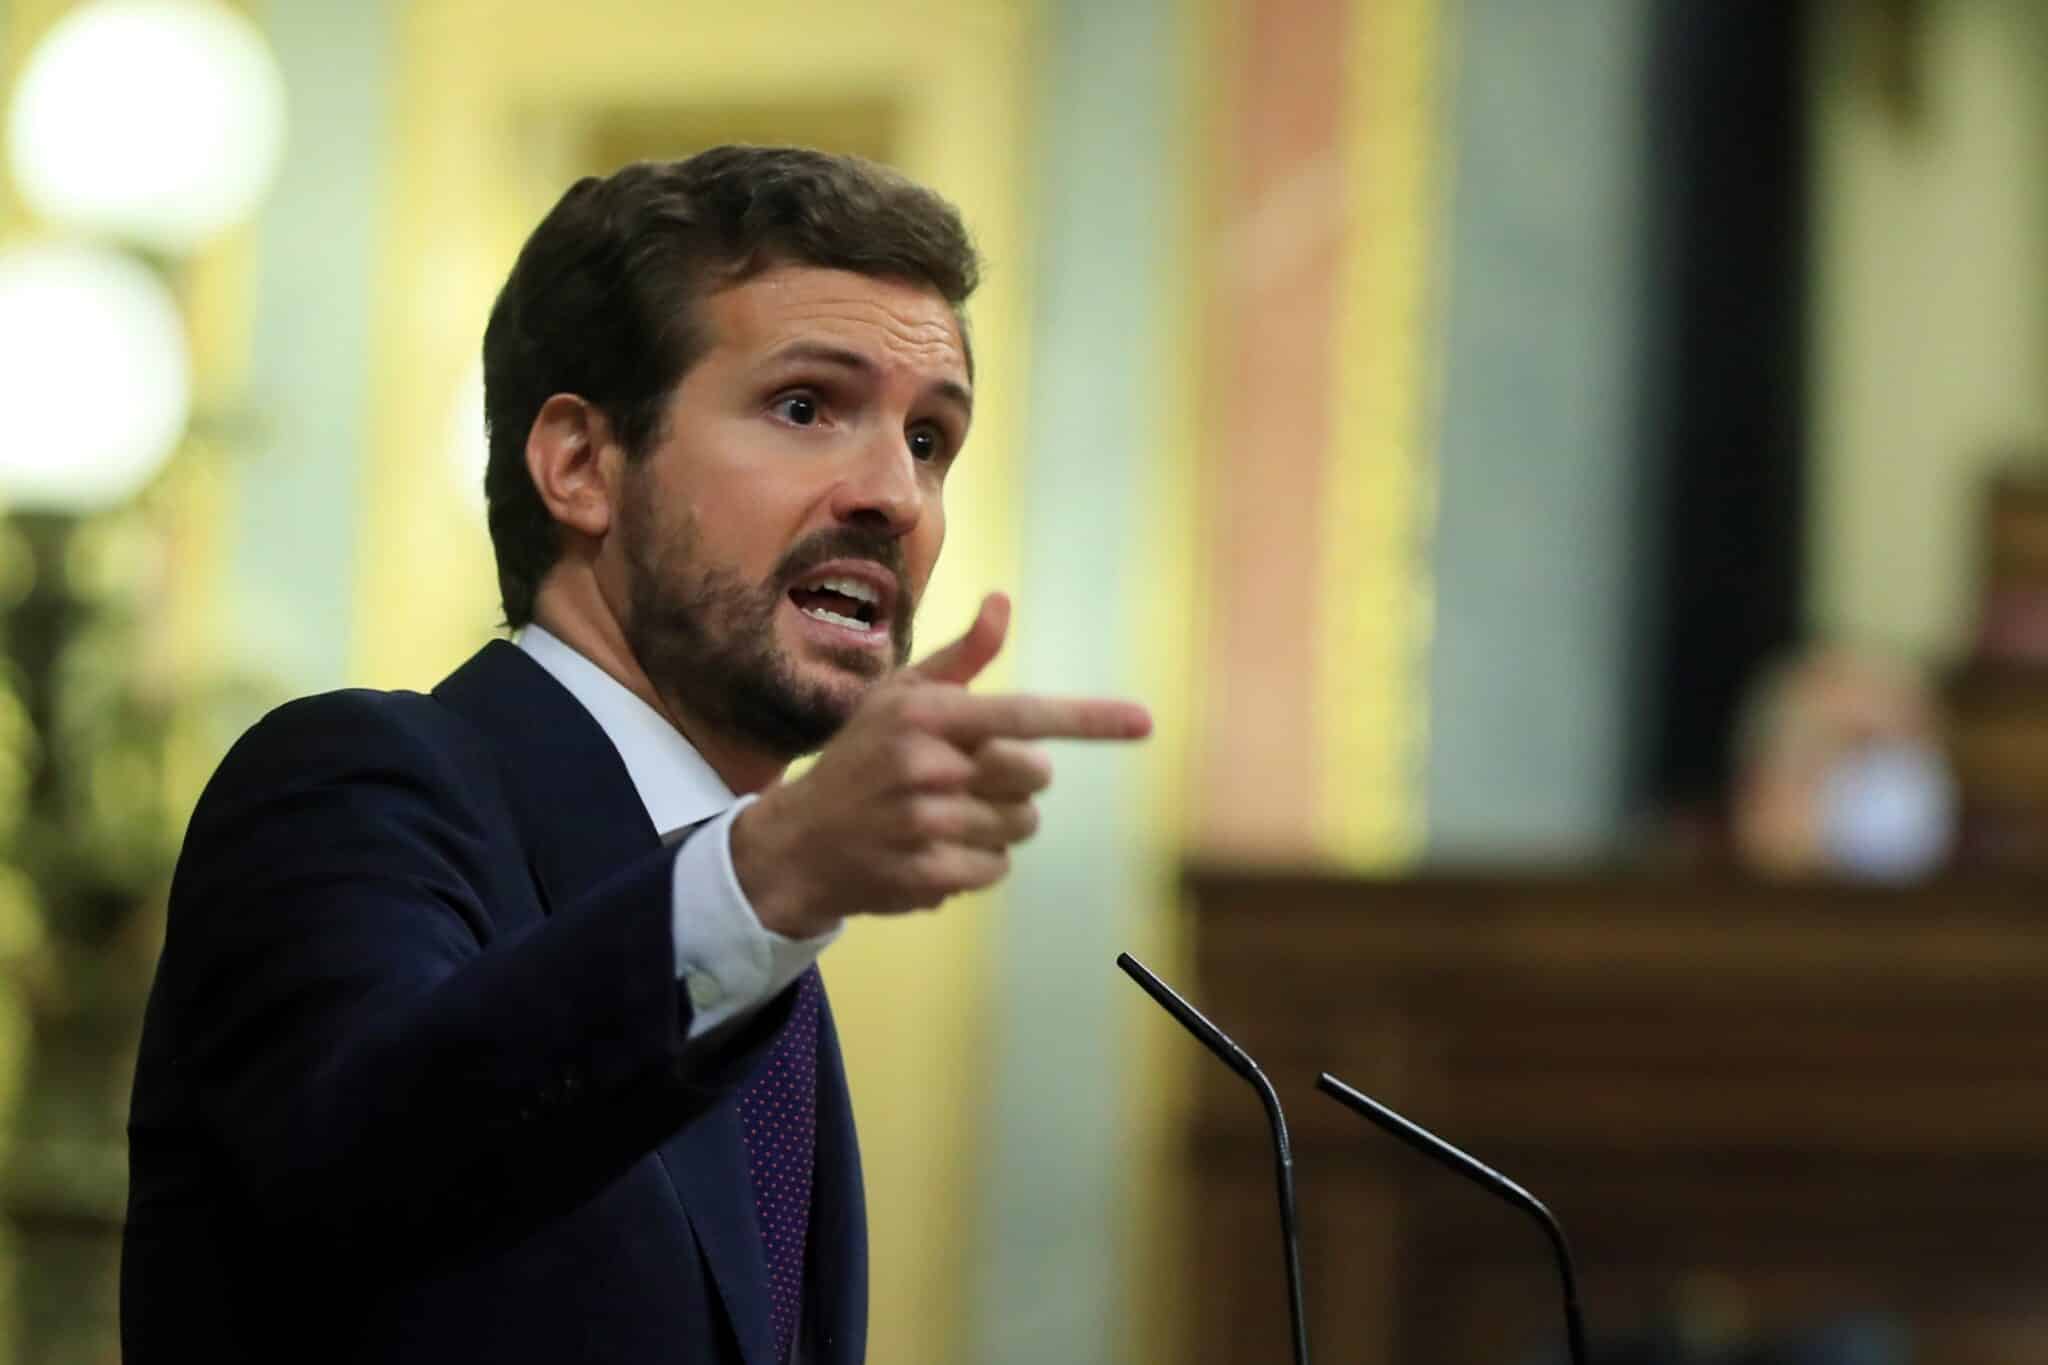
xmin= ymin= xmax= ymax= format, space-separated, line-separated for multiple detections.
xmin=1116 ymin=953 xmax=1311 ymax=1365
xmin=1316 ymin=1072 xmax=1589 ymax=1365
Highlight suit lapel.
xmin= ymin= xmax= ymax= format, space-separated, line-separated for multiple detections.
xmin=660 ymin=1101 xmax=776 ymax=1365
xmin=433 ymin=640 xmax=778 ymax=1364
xmin=806 ymin=980 xmax=866 ymax=1365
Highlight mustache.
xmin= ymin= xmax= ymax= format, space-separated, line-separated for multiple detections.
xmin=773 ymin=527 xmax=907 ymax=595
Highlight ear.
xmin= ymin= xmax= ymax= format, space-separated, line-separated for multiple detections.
xmin=525 ymin=394 xmax=621 ymax=541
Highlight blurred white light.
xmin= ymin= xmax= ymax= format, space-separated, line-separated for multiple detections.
xmin=7 ymin=0 xmax=287 ymax=253
xmin=448 ymin=359 xmax=489 ymax=516
xmin=0 ymin=242 xmax=192 ymax=510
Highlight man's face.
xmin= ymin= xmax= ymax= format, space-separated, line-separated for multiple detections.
xmin=613 ymin=263 xmax=972 ymax=758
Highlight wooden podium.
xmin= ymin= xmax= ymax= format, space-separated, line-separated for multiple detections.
xmin=1182 ymin=867 xmax=2048 ymax=1365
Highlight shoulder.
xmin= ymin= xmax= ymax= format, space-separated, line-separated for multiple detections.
xmin=173 ymin=685 xmax=518 ymax=911
xmin=193 ymin=686 xmax=504 ymax=837
xmin=220 ymin=687 xmax=466 ymax=785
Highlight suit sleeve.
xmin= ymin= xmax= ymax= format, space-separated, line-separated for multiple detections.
xmin=158 ymin=692 xmax=787 ymax=1268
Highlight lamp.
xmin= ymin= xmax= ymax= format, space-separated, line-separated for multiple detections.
xmin=0 ymin=2 xmax=290 ymax=1355
xmin=0 ymin=241 xmax=192 ymax=510
xmin=6 ymin=0 xmax=287 ymax=256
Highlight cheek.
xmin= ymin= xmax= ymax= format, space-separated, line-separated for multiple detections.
xmin=677 ymin=466 xmax=809 ymax=569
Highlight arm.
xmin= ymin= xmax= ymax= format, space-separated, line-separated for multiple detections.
xmin=163 ymin=692 xmax=785 ymax=1267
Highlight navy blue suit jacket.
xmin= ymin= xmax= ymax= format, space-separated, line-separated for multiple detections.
xmin=122 ymin=640 xmax=866 ymax=1363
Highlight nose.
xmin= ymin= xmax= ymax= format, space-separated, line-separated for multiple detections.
xmin=828 ymin=431 xmax=924 ymax=537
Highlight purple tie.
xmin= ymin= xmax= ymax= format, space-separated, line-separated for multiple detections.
xmin=737 ymin=966 xmax=821 ymax=1362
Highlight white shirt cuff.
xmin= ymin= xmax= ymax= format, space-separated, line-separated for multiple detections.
xmin=669 ymin=794 xmax=838 ymax=1039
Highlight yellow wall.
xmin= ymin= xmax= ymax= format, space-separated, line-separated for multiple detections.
xmin=1809 ymin=0 xmax=2048 ymax=657
xmin=356 ymin=4 xmax=1041 ymax=1358
xmin=1317 ymin=0 xmax=1443 ymax=868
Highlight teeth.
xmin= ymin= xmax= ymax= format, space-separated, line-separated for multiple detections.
xmin=815 ymin=575 xmax=880 ymax=606
xmin=800 ymin=605 xmax=875 ymax=632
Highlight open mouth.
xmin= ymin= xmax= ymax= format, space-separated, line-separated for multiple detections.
xmin=787 ymin=571 xmax=890 ymax=635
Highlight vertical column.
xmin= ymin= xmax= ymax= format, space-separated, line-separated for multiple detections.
xmin=1194 ymin=0 xmax=1444 ymax=867
xmin=1194 ymin=0 xmax=1354 ymax=860
xmin=1317 ymin=0 xmax=1445 ymax=868
xmin=232 ymin=0 xmax=393 ymax=693
xmin=1423 ymin=0 xmax=1657 ymax=856
xmin=970 ymin=0 xmax=1176 ymax=1361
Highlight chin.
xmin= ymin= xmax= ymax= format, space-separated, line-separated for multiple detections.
xmin=799 ymin=658 xmax=883 ymax=718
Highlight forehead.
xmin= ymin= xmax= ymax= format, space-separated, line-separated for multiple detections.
xmin=699 ymin=265 xmax=969 ymax=383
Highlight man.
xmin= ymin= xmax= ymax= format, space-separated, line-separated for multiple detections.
xmin=122 ymin=146 xmax=1149 ymax=1364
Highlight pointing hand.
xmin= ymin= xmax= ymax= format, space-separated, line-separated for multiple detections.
xmin=732 ymin=593 xmax=1151 ymax=938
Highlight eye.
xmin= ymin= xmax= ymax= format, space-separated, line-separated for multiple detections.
xmin=771 ymin=392 xmax=821 ymax=426
xmin=907 ymin=423 xmax=948 ymax=463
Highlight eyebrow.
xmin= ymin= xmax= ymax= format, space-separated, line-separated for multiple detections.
xmin=766 ymin=341 xmax=973 ymax=416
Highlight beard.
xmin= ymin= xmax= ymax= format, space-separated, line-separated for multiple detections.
xmin=618 ymin=485 xmax=914 ymax=760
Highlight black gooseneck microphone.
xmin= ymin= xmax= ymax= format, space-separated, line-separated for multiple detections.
xmin=1115 ymin=952 xmax=1310 ymax=1365
xmin=1315 ymin=1071 xmax=1589 ymax=1365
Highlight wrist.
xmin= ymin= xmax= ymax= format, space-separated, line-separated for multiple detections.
xmin=731 ymin=793 xmax=837 ymax=939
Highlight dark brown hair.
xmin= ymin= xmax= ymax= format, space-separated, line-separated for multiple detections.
xmin=480 ymin=146 xmax=981 ymax=627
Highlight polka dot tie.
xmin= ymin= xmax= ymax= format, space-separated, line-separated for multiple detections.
xmin=737 ymin=966 xmax=821 ymax=1363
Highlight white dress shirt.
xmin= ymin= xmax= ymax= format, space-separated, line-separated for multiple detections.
xmin=517 ymin=625 xmax=835 ymax=1038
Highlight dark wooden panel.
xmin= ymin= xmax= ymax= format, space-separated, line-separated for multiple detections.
xmin=1181 ymin=868 xmax=2048 ymax=1365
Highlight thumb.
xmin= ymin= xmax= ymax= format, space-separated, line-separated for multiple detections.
xmin=908 ymin=592 xmax=1011 ymax=687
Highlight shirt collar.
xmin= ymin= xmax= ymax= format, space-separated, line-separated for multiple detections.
xmin=515 ymin=624 xmax=734 ymax=836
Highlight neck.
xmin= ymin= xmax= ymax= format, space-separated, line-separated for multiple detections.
xmin=529 ymin=575 xmax=788 ymax=796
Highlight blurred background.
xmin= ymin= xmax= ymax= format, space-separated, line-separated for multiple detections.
xmin=1 ymin=0 xmax=2047 ymax=1361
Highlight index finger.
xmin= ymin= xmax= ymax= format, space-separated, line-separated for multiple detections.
xmin=926 ymin=691 xmax=1153 ymax=745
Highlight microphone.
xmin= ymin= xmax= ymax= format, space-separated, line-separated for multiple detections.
xmin=1315 ymin=1072 xmax=1589 ymax=1365
xmin=1116 ymin=952 xmax=1310 ymax=1365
